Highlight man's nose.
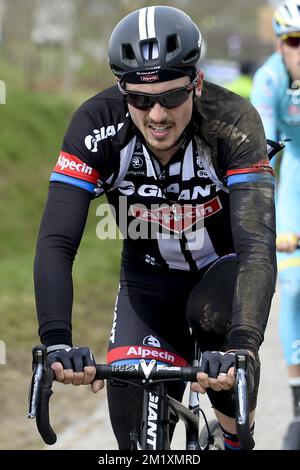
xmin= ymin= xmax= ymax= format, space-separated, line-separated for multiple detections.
xmin=148 ymin=102 xmax=168 ymax=122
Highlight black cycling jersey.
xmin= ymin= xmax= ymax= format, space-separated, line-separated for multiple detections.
xmin=34 ymin=81 xmax=276 ymax=354
xmin=50 ymin=82 xmax=272 ymax=270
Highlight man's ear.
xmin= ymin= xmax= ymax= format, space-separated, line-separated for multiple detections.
xmin=195 ymin=70 xmax=204 ymax=97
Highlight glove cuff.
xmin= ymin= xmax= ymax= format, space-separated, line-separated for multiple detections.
xmin=46 ymin=344 xmax=71 ymax=353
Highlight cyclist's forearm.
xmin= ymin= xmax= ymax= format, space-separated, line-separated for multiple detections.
xmin=34 ymin=245 xmax=74 ymax=345
xmin=34 ymin=182 xmax=92 ymax=346
xmin=226 ymin=182 xmax=277 ymax=353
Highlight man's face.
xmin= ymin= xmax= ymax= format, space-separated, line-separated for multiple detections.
xmin=125 ymin=74 xmax=203 ymax=158
xmin=278 ymin=36 xmax=300 ymax=81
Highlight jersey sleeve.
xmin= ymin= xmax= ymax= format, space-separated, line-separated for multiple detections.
xmin=50 ymin=89 xmax=128 ymax=196
xmin=34 ymin=183 xmax=92 ymax=346
xmin=50 ymin=104 xmax=103 ymax=195
xmin=51 ymin=151 xmax=101 ymax=194
xmin=223 ymin=101 xmax=275 ymax=189
xmin=220 ymin=100 xmax=276 ymax=353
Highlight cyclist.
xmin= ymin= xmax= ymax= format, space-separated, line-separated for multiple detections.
xmin=34 ymin=6 xmax=276 ymax=450
xmin=251 ymin=0 xmax=300 ymax=450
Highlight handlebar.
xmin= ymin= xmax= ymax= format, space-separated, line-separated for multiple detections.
xmin=94 ymin=362 xmax=200 ymax=381
xmin=28 ymin=345 xmax=254 ymax=450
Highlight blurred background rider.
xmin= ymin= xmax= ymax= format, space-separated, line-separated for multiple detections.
xmin=251 ymin=0 xmax=300 ymax=450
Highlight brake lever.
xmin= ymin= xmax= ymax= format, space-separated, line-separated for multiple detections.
xmin=28 ymin=346 xmax=45 ymax=419
xmin=235 ymin=350 xmax=255 ymax=450
xmin=28 ymin=344 xmax=56 ymax=444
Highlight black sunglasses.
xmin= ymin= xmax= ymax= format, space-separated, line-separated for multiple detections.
xmin=282 ymin=35 xmax=300 ymax=48
xmin=118 ymin=77 xmax=198 ymax=110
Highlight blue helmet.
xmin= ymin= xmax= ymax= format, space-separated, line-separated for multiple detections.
xmin=273 ymin=0 xmax=300 ymax=37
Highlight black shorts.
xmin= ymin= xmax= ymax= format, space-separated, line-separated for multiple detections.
xmin=106 ymin=254 xmax=260 ymax=449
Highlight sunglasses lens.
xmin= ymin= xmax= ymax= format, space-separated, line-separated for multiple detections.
xmin=126 ymin=88 xmax=191 ymax=110
xmin=161 ymin=90 xmax=190 ymax=108
xmin=284 ymin=36 xmax=300 ymax=48
xmin=127 ymin=94 xmax=150 ymax=110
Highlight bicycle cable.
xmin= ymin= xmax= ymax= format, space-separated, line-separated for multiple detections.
xmin=199 ymin=406 xmax=214 ymax=444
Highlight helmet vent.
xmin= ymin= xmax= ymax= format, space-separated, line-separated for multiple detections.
xmin=141 ymin=40 xmax=159 ymax=60
xmin=121 ymin=43 xmax=138 ymax=68
xmin=165 ymin=34 xmax=181 ymax=62
xmin=167 ymin=34 xmax=179 ymax=53
xmin=182 ymin=49 xmax=200 ymax=65
xmin=283 ymin=4 xmax=292 ymax=17
xmin=122 ymin=43 xmax=135 ymax=60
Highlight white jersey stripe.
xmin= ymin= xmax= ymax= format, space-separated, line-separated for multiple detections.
xmin=143 ymin=145 xmax=157 ymax=178
xmin=147 ymin=6 xmax=156 ymax=38
xmin=139 ymin=8 xmax=147 ymax=40
xmin=186 ymin=228 xmax=219 ymax=270
xmin=169 ymin=162 xmax=181 ymax=176
xmin=157 ymin=237 xmax=190 ymax=270
xmin=109 ymin=136 xmax=137 ymax=191
xmin=182 ymin=140 xmax=195 ymax=181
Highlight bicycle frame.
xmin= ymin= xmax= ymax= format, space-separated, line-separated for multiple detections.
xmin=139 ymin=382 xmax=170 ymax=450
xmin=133 ymin=375 xmax=200 ymax=450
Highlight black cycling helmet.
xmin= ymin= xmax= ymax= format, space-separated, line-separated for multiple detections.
xmin=108 ymin=5 xmax=202 ymax=84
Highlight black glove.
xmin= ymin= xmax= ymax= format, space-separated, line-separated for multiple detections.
xmin=47 ymin=345 xmax=96 ymax=372
xmin=199 ymin=351 xmax=235 ymax=378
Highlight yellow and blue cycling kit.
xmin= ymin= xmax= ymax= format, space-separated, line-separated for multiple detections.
xmin=252 ymin=52 xmax=300 ymax=366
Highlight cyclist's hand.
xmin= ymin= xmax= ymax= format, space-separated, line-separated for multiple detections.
xmin=276 ymin=232 xmax=299 ymax=252
xmin=47 ymin=345 xmax=104 ymax=393
xmin=192 ymin=351 xmax=236 ymax=394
